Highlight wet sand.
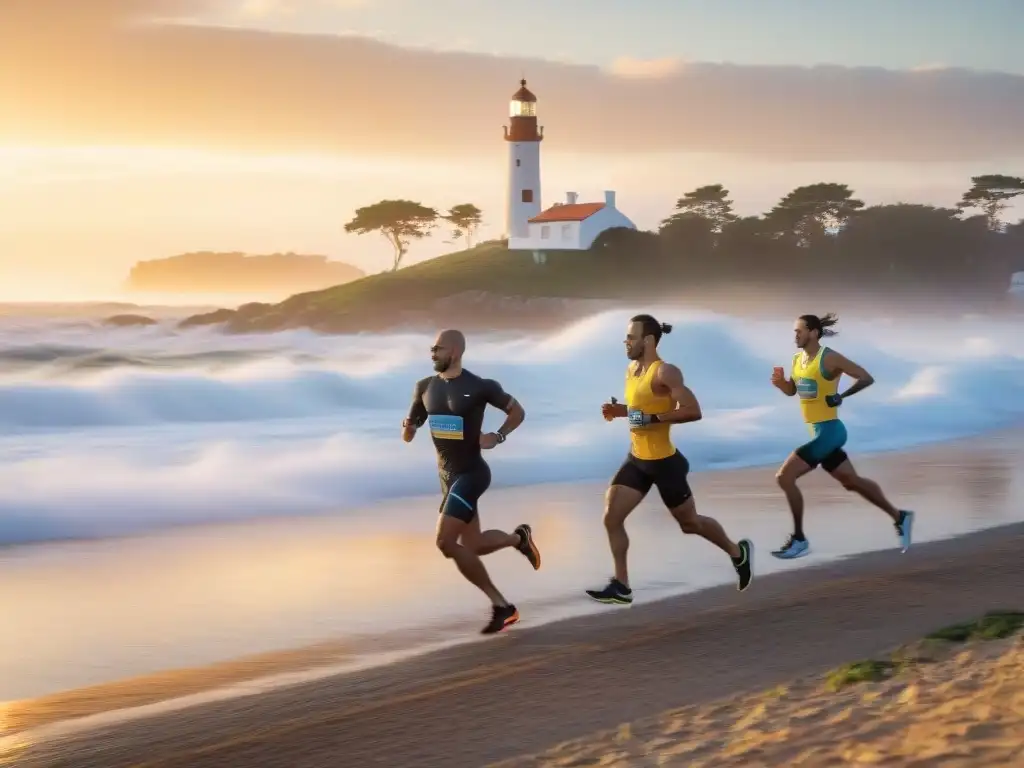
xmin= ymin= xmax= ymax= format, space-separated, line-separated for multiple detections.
xmin=4 ymin=427 xmax=1023 ymax=703
xmin=3 ymin=431 xmax=1023 ymax=766
xmin=4 ymin=529 xmax=1023 ymax=765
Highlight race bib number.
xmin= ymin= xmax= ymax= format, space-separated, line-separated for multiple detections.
xmin=429 ymin=414 xmax=464 ymax=440
xmin=795 ymin=378 xmax=818 ymax=399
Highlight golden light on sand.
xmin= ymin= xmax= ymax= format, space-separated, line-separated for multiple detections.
xmin=497 ymin=624 xmax=1024 ymax=767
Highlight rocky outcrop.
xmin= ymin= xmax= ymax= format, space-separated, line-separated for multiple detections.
xmin=103 ymin=313 xmax=157 ymax=327
xmin=179 ymin=292 xmax=608 ymax=335
xmin=178 ymin=303 xmax=272 ymax=329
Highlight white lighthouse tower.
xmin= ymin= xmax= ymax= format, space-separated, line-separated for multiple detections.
xmin=503 ymin=79 xmax=543 ymax=239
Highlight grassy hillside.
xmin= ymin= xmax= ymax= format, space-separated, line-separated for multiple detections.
xmin=191 ymin=241 xmax=630 ymax=332
xmin=282 ymin=241 xmax=621 ymax=306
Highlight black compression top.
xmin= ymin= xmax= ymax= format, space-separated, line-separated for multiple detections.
xmin=406 ymin=369 xmax=513 ymax=474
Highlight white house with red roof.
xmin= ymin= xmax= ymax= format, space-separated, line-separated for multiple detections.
xmin=502 ymin=80 xmax=637 ymax=262
xmin=510 ymin=190 xmax=637 ymax=254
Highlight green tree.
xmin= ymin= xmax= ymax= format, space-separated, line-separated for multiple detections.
xmin=591 ymin=226 xmax=661 ymax=260
xmin=588 ymin=227 xmax=661 ymax=281
xmin=661 ymin=184 xmax=737 ymax=234
xmin=443 ymin=203 xmax=484 ymax=247
xmin=714 ymin=215 xmax=785 ymax=279
xmin=344 ymin=200 xmax=438 ymax=271
xmin=658 ymin=212 xmax=715 ymax=267
xmin=717 ymin=215 xmax=772 ymax=252
xmin=957 ymin=175 xmax=1024 ymax=231
xmin=837 ymin=204 xmax=974 ymax=284
xmin=766 ymin=183 xmax=864 ymax=246
xmin=1007 ymin=218 xmax=1024 ymax=254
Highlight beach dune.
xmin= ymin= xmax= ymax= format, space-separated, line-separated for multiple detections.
xmin=497 ymin=613 xmax=1024 ymax=767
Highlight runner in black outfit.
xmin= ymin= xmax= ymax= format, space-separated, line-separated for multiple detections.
xmin=403 ymin=329 xmax=541 ymax=634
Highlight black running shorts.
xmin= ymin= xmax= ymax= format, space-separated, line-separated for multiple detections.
xmin=438 ymin=461 xmax=492 ymax=523
xmin=611 ymin=450 xmax=693 ymax=509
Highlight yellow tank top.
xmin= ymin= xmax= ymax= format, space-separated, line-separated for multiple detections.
xmin=791 ymin=346 xmax=840 ymax=424
xmin=624 ymin=360 xmax=676 ymax=460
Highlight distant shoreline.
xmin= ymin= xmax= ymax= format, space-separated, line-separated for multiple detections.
xmin=122 ymin=250 xmax=365 ymax=300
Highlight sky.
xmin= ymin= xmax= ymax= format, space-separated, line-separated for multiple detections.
xmin=207 ymin=0 xmax=1024 ymax=75
xmin=2 ymin=0 xmax=1023 ymax=299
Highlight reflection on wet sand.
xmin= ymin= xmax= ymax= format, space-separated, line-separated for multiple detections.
xmin=0 ymin=429 xmax=1021 ymax=729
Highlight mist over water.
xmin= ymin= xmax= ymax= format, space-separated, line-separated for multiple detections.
xmin=1 ymin=304 xmax=1022 ymax=547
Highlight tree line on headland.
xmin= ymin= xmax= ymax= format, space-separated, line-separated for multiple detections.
xmin=346 ymin=175 xmax=1024 ymax=294
xmin=344 ymin=202 xmax=484 ymax=271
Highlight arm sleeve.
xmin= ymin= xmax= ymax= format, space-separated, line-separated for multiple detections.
xmin=481 ymin=378 xmax=514 ymax=410
xmin=406 ymin=378 xmax=429 ymax=426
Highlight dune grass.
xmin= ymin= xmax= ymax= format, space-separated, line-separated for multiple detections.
xmin=825 ymin=610 xmax=1024 ymax=692
xmin=924 ymin=611 xmax=1024 ymax=642
xmin=825 ymin=659 xmax=898 ymax=692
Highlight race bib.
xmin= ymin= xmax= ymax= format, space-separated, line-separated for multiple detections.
xmin=429 ymin=414 xmax=464 ymax=440
xmin=796 ymin=378 xmax=818 ymax=399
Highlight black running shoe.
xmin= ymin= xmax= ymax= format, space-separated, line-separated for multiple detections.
xmin=733 ymin=538 xmax=754 ymax=592
xmin=481 ymin=603 xmax=519 ymax=634
xmin=585 ymin=578 xmax=633 ymax=605
xmin=514 ymin=523 xmax=541 ymax=570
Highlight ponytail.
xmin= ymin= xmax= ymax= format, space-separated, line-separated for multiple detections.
xmin=630 ymin=314 xmax=671 ymax=344
xmin=800 ymin=312 xmax=839 ymax=338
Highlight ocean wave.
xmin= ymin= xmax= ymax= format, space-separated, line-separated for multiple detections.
xmin=0 ymin=307 xmax=1021 ymax=545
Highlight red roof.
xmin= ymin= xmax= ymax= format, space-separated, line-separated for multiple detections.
xmin=512 ymin=79 xmax=537 ymax=103
xmin=528 ymin=203 xmax=605 ymax=223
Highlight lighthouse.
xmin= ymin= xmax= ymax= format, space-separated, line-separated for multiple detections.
xmin=503 ymin=79 xmax=543 ymax=239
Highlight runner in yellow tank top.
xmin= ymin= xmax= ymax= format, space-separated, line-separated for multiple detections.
xmin=585 ymin=314 xmax=754 ymax=605
xmin=769 ymin=312 xmax=915 ymax=561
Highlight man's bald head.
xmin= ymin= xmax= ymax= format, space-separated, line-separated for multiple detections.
xmin=437 ymin=329 xmax=466 ymax=354
xmin=431 ymin=329 xmax=466 ymax=373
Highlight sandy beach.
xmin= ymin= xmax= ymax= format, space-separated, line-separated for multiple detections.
xmin=6 ymin=521 xmax=1022 ymax=768
xmin=496 ymin=612 xmax=1024 ymax=767
xmin=2 ymin=430 xmax=1023 ymax=767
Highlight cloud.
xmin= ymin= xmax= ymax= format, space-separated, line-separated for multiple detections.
xmin=234 ymin=0 xmax=369 ymax=17
xmin=607 ymin=56 xmax=685 ymax=79
xmin=237 ymin=0 xmax=290 ymax=17
xmin=3 ymin=0 xmax=1024 ymax=162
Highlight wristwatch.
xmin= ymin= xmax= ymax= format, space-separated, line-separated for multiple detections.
xmin=494 ymin=431 xmax=507 ymax=444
